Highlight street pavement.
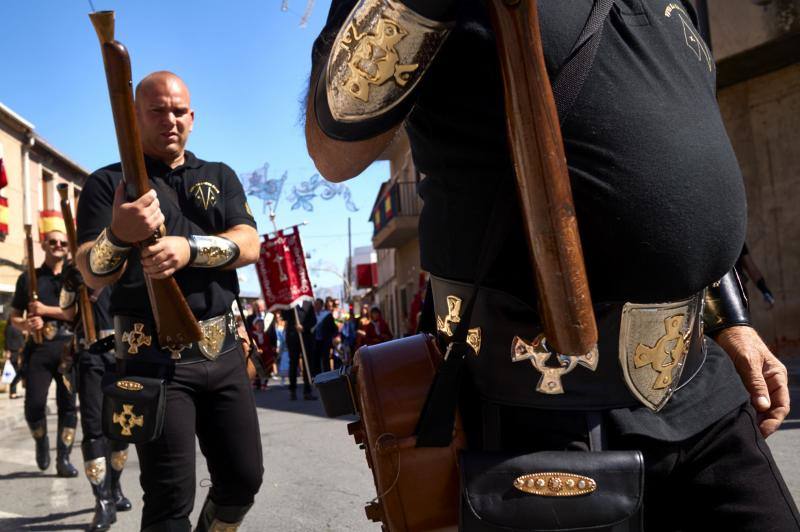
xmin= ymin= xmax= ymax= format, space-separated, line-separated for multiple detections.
xmin=1 ymin=362 xmax=799 ymax=531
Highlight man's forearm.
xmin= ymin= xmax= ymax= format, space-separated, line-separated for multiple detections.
xmin=9 ymin=312 xmax=26 ymax=332
xmin=217 ymin=225 xmax=259 ymax=269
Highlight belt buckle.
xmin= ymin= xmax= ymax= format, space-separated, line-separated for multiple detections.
xmin=619 ymin=294 xmax=701 ymax=412
xmin=42 ymin=322 xmax=58 ymax=341
xmin=197 ymin=315 xmax=227 ymax=361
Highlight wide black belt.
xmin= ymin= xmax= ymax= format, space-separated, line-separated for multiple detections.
xmin=430 ymin=275 xmax=706 ymax=411
xmin=113 ymin=313 xmax=239 ymax=365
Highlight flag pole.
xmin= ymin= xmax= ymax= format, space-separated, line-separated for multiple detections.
xmin=268 ymin=201 xmax=313 ymax=384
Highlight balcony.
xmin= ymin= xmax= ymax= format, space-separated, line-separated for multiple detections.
xmin=370 ymin=181 xmax=422 ymax=249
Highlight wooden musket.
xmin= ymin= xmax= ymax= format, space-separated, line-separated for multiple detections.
xmin=89 ymin=11 xmax=202 ymax=347
xmin=487 ymin=0 xmax=597 ymax=357
xmin=24 ymin=224 xmax=43 ymax=344
xmin=57 ymin=183 xmax=97 ymax=345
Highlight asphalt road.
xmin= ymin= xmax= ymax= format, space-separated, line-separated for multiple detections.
xmin=0 ymin=377 xmax=799 ymax=531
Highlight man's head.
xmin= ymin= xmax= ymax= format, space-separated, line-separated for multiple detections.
xmin=135 ymin=71 xmax=194 ymax=167
xmin=41 ymin=230 xmax=68 ymax=262
xmin=255 ymin=299 xmax=266 ymax=313
xmin=315 ymin=298 xmax=324 ymax=312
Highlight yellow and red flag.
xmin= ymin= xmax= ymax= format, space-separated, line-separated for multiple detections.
xmin=38 ymin=209 xmax=66 ymax=239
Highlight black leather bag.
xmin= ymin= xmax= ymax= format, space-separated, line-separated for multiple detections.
xmin=460 ymin=450 xmax=644 ymax=532
xmin=102 ymin=374 xmax=166 ymax=444
xmin=315 ymin=365 xmax=356 ymax=418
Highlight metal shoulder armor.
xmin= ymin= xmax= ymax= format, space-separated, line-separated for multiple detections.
xmin=316 ymin=0 xmax=453 ymax=140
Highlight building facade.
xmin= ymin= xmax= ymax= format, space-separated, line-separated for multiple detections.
xmin=369 ymin=132 xmax=425 ymax=338
xmin=0 ymin=102 xmax=89 ymax=317
xmin=705 ymin=0 xmax=800 ymax=355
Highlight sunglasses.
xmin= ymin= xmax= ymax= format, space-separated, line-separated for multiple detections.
xmin=48 ymin=239 xmax=69 ymax=247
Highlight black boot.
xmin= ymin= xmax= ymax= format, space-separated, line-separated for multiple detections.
xmin=83 ymin=437 xmax=116 ymax=531
xmin=109 ymin=445 xmax=132 ymax=511
xmin=56 ymin=424 xmax=79 ymax=477
xmin=28 ymin=419 xmax=50 ymax=471
xmin=194 ymin=497 xmax=252 ymax=532
xmin=88 ymin=459 xmax=117 ymax=530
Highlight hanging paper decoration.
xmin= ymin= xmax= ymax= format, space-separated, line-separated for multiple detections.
xmin=241 ymin=163 xmax=287 ymax=213
xmin=287 ymin=173 xmax=358 ymax=212
xmin=298 ymin=0 xmax=316 ymax=27
xmin=256 ymin=226 xmax=314 ymax=312
xmin=0 ymin=144 xmax=9 ymax=238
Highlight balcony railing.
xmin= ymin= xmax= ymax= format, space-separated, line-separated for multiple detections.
xmin=371 ymin=181 xmax=422 ymax=248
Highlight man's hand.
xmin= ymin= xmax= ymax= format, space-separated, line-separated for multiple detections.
xmin=716 ymin=326 xmax=789 ymax=438
xmin=27 ymin=301 xmax=46 ymax=317
xmin=110 ymin=182 xmax=165 ymax=244
xmin=26 ymin=316 xmax=44 ymax=332
xmin=140 ymin=236 xmax=191 ymax=279
xmin=296 ymin=324 xmax=304 ymax=333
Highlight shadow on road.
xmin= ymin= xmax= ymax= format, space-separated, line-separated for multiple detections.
xmin=252 ymin=383 xmax=358 ymax=422
xmin=0 ymin=508 xmax=92 ymax=531
xmin=0 ymin=471 xmax=63 ymax=481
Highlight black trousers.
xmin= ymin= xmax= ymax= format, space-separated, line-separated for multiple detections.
xmin=78 ymin=349 xmax=116 ymax=440
xmin=8 ymin=348 xmax=23 ymax=395
xmin=287 ymin=333 xmax=312 ymax=394
xmin=24 ymin=340 xmax=77 ymax=426
xmin=135 ymin=346 xmax=263 ymax=530
xmin=473 ymin=402 xmax=800 ymax=532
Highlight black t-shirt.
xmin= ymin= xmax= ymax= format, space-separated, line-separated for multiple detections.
xmin=312 ymin=0 xmax=749 ymax=440
xmin=76 ymin=151 xmax=257 ymax=321
xmin=313 ymin=0 xmax=746 ymax=305
xmin=11 ymin=264 xmax=66 ymax=326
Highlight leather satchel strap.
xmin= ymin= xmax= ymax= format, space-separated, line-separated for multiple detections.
xmin=552 ymin=0 xmax=616 ymax=122
xmin=415 ymin=186 xmax=512 ymax=447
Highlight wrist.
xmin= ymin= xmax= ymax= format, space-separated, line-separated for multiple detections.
xmin=89 ymin=228 xmax=131 ymax=277
xmin=107 ymin=225 xmax=133 ymax=247
xmin=703 ymin=269 xmax=751 ymax=337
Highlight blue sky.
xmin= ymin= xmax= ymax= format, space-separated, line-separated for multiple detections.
xmin=0 ymin=0 xmax=387 ymax=297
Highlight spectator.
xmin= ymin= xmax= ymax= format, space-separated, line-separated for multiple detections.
xmin=5 ymin=318 xmax=25 ymax=399
xmin=358 ymin=307 xmax=393 ymax=348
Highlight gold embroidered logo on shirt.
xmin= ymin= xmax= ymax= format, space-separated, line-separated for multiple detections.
xmin=190 ymin=181 xmax=220 ymax=210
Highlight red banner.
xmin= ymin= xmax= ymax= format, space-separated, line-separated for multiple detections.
xmin=356 ymin=263 xmax=378 ymax=288
xmin=256 ymin=226 xmax=314 ymax=312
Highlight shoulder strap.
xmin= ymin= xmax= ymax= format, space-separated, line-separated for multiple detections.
xmin=415 ymin=185 xmax=513 ymax=447
xmin=552 ymin=0 xmax=615 ymax=122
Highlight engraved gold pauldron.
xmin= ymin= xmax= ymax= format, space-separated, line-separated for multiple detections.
xmin=326 ymin=0 xmax=452 ymax=122
xmin=59 ymin=288 xmax=76 ymax=310
xmin=89 ymin=228 xmax=130 ymax=276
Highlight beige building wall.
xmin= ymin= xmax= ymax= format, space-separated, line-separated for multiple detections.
xmin=0 ymin=105 xmax=88 ymax=316
xmin=708 ymin=1 xmax=800 ymax=355
xmin=718 ymin=64 xmax=800 ymax=355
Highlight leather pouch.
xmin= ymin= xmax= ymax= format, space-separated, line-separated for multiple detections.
xmin=102 ymin=374 xmax=166 ymax=444
xmin=315 ymin=365 xmax=356 ymax=418
xmin=460 ymin=450 xmax=644 ymax=532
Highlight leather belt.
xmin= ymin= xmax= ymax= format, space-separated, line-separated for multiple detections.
xmin=113 ymin=313 xmax=239 ymax=365
xmin=430 ymin=275 xmax=706 ymax=411
xmin=79 ymin=329 xmax=114 ymax=351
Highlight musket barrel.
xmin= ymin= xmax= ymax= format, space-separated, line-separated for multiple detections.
xmin=488 ymin=0 xmax=597 ymax=357
xmin=23 ymin=223 xmax=43 ymax=344
xmin=57 ymin=183 xmax=97 ymax=344
xmin=89 ymin=10 xmax=202 ymax=347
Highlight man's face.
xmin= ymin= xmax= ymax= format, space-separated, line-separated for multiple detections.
xmin=135 ymin=76 xmax=194 ymax=163
xmin=42 ymin=231 xmax=68 ymax=261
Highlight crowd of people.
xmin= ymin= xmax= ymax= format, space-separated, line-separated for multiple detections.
xmin=238 ymin=297 xmax=393 ymax=397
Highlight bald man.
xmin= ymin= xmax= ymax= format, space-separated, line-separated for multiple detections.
xmin=75 ymin=71 xmax=263 ymax=532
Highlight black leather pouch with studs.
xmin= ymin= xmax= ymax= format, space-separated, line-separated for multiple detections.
xmin=459 ymin=450 xmax=644 ymax=532
xmin=102 ymin=374 xmax=166 ymax=444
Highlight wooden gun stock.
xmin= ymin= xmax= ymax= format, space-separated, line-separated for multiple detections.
xmin=487 ymin=0 xmax=597 ymax=357
xmin=24 ymin=224 xmax=43 ymax=344
xmin=89 ymin=11 xmax=202 ymax=347
xmin=57 ymin=183 xmax=97 ymax=345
